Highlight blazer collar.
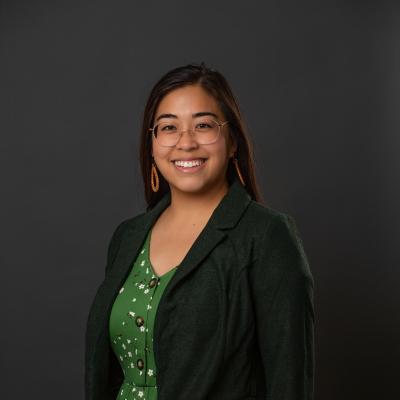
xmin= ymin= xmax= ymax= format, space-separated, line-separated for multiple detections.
xmin=107 ymin=177 xmax=252 ymax=309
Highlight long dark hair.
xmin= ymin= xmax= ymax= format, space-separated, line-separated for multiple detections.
xmin=139 ymin=62 xmax=265 ymax=210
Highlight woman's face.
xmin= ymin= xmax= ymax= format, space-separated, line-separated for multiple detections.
xmin=151 ymin=84 xmax=236 ymax=195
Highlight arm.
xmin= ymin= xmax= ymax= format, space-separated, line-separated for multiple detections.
xmin=249 ymin=213 xmax=315 ymax=400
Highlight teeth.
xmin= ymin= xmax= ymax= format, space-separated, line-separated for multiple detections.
xmin=174 ymin=159 xmax=205 ymax=168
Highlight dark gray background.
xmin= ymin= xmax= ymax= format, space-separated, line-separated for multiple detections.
xmin=1 ymin=1 xmax=399 ymax=399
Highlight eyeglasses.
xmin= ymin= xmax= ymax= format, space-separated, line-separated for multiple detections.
xmin=148 ymin=118 xmax=229 ymax=147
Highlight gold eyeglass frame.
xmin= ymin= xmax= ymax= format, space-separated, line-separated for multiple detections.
xmin=148 ymin=119 xmax=229 ymax=147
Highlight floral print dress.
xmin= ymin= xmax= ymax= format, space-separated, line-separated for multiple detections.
xmin=109 ymin=227 xmax=178 ymax=400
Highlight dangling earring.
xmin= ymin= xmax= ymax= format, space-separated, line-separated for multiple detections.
xmin=232 ymin=156 xmax=245 ymax=186
xmin=151 ymin=160 xmax=159 ymax=192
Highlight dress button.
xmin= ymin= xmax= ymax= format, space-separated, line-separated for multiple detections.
xmin=149 ymin=278 xmax=158 ymax=288
xmin=135 ymin=316 xmax=144 ymax=327
xmin=137 ymin=359 xmax=144 ymax=369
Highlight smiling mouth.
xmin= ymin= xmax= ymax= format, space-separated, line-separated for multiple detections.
xmin=171 ymin=158 xmax=207 ymax=166
xmin=172 ymin=158 xmax=208 ymax=170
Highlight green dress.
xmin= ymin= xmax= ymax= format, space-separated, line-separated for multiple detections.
xmin=109 ymin=227 xmax=178 ymax=400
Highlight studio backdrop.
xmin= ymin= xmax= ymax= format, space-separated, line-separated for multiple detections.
xmin=1 ymin=1 xmax=399 ymax=399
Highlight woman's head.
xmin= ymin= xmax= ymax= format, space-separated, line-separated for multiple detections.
xmin=139 ymin=62 xmax=264 ymax=208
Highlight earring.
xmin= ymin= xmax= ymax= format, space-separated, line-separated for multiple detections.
xmin=232 ymin=156 xmax=245 ymax=186
xmin=151 ymin=161 xmax=159 ymax=192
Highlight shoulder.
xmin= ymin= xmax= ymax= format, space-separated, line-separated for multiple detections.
xmin=238 ymin=200 xmax=312 ymax=280
xmin=246 ymin=199 xmax=291 ymax=224
xmin=236 ymin=199 xmax=297 ymax=240
xmin=104 ymin=212 xmax=146 ymax=272
xmin=109 ymin=211 xmax=146 ymax=240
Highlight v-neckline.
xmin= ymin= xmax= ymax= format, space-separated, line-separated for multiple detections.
xmin=146 ymin=227 xmax=178 ymax=279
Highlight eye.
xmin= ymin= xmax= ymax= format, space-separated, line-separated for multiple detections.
xmin=196 ymin=122 xmax=212 ymax=130
xmin=160 ymin=124 xmax=177 ymax=131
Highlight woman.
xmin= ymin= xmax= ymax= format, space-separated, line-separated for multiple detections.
xmin=85 ymin=63 xmax=315 ymax=400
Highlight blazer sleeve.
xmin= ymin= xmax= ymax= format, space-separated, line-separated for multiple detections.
xmin=85 ymin=219 xmax=131 ymax=400
xmin=85 ymin=219 xmax=130 ymax=400
xmin=249 ymin=213 xmax=315 ymax=400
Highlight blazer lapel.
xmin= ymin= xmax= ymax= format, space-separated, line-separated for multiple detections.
xmin=160 ymin=178 xmax=252 ymax=299
xmin=87 ymin=193 xmax=172 ymax=366
xmin=108 ymin=177 xmax=252 ymax=302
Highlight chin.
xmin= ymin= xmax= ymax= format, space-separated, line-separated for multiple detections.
xmin=168 ymin=178 xmax=212 ymax=194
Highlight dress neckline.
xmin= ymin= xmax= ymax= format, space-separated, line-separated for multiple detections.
xmin=146 ymin=227 xmax=178 ymax=279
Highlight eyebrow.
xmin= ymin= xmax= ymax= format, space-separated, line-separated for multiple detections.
xmin=155 ymin=111 xmax=219 ymax=122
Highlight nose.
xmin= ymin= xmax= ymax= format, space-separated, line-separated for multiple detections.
xmin=175 ymin=129 xmax=199 ymax=149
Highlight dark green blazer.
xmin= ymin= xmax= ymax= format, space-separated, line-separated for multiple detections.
xmin=85 ymin=178 xmax=315 ymax=400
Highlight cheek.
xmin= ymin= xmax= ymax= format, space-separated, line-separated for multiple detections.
xmin=212 ymin=141 xmax=229 ymax=161
xmin=152 ymin=139 xmax=170 ymax=159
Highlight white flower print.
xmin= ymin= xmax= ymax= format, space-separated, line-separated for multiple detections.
xmin=109 ymin=233 xmax=179 ymax=399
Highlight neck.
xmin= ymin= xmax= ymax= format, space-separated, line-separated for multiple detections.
xmin=165 ymin=179 xmax=230 ymax=225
